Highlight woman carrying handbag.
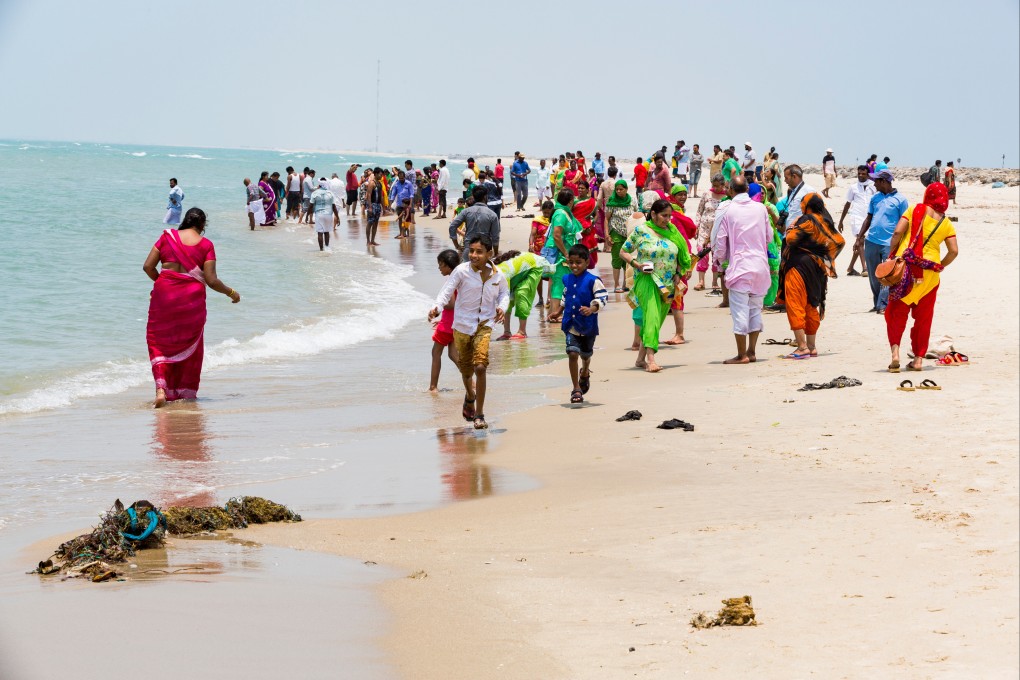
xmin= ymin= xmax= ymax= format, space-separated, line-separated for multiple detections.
xmin=883 ymin=183 xmax=959 ymax=372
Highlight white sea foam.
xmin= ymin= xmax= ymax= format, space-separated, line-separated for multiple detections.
xmin=128 ymin=151 xmax=147 ymax=157
xmin=0 ymin=258 xmax=430 ymax=416
xmin=167 ymin=153 xmax=211 ymax=160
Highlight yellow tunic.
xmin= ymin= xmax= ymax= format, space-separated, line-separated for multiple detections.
xmin=894 ymin=207 xmax=956 ymax=305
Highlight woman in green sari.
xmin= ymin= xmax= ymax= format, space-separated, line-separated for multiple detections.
xmin=542 ymin=188 xmax=584 ymax=322
xmin=619 ymin=198 xmax=692 ymax=373
xmin=751 ymin=183 xmax=784 ymax=307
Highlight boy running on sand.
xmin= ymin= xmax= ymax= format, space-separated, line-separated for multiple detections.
xmin=561 ymin=244 xmax=608 ymax=403
xmin=428 ymin=235 xmax=509 ymax=430
xmin=429 ymin=250 xmax=462 ymax=392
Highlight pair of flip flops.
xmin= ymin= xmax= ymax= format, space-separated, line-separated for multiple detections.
xmin=898 ymin=379 xmax=941 ymax=391
xmin=937 ymin=352 xmax=969 ymax=366
xmin=657 ymin=418 xmax=694 ymax=431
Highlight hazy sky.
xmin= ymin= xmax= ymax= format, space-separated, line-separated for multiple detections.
xmin=1 ymin=0 xmax=1017 ymax=167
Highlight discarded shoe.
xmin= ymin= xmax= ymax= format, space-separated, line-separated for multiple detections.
xmin=798 ymin=376 xmax=862 ymax=392
xmin=657 ymin=418 xmax=695 ymax=431
xmin=615 ymin=410 xmax=642 ymax=422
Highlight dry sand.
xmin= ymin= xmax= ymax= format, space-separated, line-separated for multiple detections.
xmin=242 ymin=173 xmax=1019 ymax=678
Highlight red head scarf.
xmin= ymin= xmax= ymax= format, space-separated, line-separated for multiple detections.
xmin=910 ymin=182 xmax=949 ymax=251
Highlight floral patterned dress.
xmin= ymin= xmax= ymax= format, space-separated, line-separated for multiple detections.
xmin=622 ymin=224 xmax=680 ymax=351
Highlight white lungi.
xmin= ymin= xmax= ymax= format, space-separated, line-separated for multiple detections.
xmin=728 ymin=290 xmax=764 ymax=335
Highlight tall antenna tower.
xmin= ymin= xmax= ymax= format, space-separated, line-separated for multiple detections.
xmin=374 ymin=60 xmax=380 ymax=153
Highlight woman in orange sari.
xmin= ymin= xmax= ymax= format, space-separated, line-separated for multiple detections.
xmin=143 ymin=208 xmax=241 ymax=407
xmin=777 ymin=193 xmax=845 ymax=359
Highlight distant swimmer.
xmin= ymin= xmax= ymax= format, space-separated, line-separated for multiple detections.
xmin=164 ymin=178 xmax=184 ymax=225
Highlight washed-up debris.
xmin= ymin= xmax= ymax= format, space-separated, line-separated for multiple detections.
xmin=32 ymin=497 xmax=301 ymax=582
xmin=615 ymin=410 xmax=642 ymax=422
xmin=798 ymin=376 xmax=862 ymax=392
xmin=657 ymin=418 xmax=694 ymax=431
xmin=691 ymin=595 xmax=758 ymax=628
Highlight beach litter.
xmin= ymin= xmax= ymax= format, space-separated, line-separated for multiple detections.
xmin=615 ymin=410 xmax=642 ymax=422
xmin=797 ymin=376 xmax=862 ymax=392
xmin=656 ymin=418 xmax=694 ymax=431
xmin=690 ymin=595 xmax=758 ymax=629
xmin=31 ymin=496 xmax=301 ymax=582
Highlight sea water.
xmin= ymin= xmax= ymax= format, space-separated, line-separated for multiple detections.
xmin=0 ymin=141 xmax=561 ymax=539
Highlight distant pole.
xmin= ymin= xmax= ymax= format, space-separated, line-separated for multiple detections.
xmin=375 ymin=60 xmax=380 ymax=153
xmin=1003 ymin=154 xmax=1006 ymax=169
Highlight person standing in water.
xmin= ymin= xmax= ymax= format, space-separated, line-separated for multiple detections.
xmin=164 ymin=178 xmax=184 ymax=225
xmin=309 ymin=178 xmax=339 ymax=251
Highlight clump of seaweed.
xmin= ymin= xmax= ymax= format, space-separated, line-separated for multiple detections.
xmin=32 ymin=497 xmax=301 ymax=582
xmin=691 ymin=596 xmax=758 ymax=629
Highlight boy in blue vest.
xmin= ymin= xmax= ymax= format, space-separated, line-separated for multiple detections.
xmin=561 ymin=244 xmax=608 ymax=403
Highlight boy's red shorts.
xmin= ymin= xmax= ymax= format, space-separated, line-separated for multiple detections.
xmin=432 ymin=328 xmax=454 ymax=347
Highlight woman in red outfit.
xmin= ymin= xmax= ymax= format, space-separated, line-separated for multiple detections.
xmin=143 ymin=208 xmax=241 ymax=407
xmin=884 ymin=182 xmax=958 ymax=372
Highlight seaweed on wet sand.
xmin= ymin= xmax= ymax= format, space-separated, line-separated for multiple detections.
xmin=32 ymin=496 xmax=301 ymax=582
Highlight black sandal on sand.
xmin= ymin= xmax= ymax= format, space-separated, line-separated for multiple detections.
xmin=473 ymin=414 xmax=488 ymax=429
xmin=462 ymin=397 xmax=476 ymax=421
xmin=897 ymin=380 xmax=915 ymax=392
xmin=765 ymin=338 xmax=794 ymax=346
xmin=888 ymin=361 xmax=901 ymax=373
xmin=615 ymin=410 xmax=642 ymax=422
xmin=918 ymin=379 xmax=942 ymax=390
xmin=579 ymin=370 xmax=591 ymax=394
xmin=570 ymin=389 xmax=584 ymax=404
xmin=657 ymin=418 xmax=694 ymax=431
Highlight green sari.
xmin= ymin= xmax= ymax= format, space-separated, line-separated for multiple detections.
xmin=764 ymin=201 xmax=783 ymax=306
xmin=622 ymin=221 xmax=685 ymax=351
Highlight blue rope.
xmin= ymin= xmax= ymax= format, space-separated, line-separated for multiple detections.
xmin=121 ymin=509 xmax=161 ymax=541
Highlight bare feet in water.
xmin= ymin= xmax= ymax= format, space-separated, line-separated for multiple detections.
xmin=154 ymin=389 xmax=167 ymax=408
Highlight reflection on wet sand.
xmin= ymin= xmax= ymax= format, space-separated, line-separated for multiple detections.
xmin=436 ymin=427 xmax=494 ymax=501
xmin=150 ymin=407 xmax=216 ymax=507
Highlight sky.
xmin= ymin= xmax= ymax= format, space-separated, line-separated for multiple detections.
xmin=0 ymin=0 xmax=1018 ymax=167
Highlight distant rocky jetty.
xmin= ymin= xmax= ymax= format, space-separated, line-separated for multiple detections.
xmin=800 ymin=164 xmax=1019 ymax=187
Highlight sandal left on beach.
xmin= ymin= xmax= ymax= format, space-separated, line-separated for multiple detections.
xmin=917 ymin=379 xmax=942 ymax=390
xmin=949 ymin=352 xmax=969 ymax=365
xmin=897 ymin=380 xmax=916 ymax=392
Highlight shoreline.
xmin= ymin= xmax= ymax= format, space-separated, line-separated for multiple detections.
xmin=244 ymin=174 xmax=1019 ymax=678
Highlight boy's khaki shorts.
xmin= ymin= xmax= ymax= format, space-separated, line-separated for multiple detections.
xmin=454 ymin=325 xmax=492 ymax=376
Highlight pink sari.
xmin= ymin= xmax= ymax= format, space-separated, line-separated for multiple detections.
xmin=146 ymin=229 xmax=210 ymax=401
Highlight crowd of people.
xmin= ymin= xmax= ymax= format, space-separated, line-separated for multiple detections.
xmin=147 ymin=144 xmax=961 ymax=422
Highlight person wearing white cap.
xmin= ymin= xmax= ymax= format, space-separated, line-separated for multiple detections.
xmin=741 ymin=142 xmax=756 ymax=180
xmin=822 ymin=148 xmax=837 ymax=197
xmin=309 ymin=178 xmax=339 ymax=251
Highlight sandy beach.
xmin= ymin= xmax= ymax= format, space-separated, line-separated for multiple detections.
xmin=240 ymin=172 xmax=1020 ymax=678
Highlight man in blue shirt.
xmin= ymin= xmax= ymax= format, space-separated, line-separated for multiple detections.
xmin=591 ymin=152 xmax=605 ymax=183
xmin=390 ymin=170 xmax=416 ymax=239
xmin=510 ymin=154 xmax=531 ymax=212
xmin=856 ymin=169 xmax=909 ymax=313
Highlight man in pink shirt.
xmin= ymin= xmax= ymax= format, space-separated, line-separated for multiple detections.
xmin=713 ymin=175 xmax=771 ymax=364
xmin=644 ymin=153 xmax=672 ymax=194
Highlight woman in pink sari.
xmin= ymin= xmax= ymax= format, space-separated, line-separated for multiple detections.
xmin=258 ymin=171 xmax=277 ymax=226
xmin=143 ymin=208 xmax=241 ymax=408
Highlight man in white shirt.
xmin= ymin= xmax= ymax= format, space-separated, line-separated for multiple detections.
xmin=837 ymin=165 xmax=876 ymax=276
xmin=534 ymin=159 xmax=552 ymax=205
xmin=822 ymin=148 xmax=837 ymax=197
xmin=741 ymin=142 xmax=756 ymax=180
xmin=428 ymin=233 xmax=509 ymax=430
xmin=435 ymin=159 xmax=451 ymax=218
xmin=781 ymin=164 xmax=816 ymax=229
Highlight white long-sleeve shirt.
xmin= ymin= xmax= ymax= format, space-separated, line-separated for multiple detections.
xmin=432 ymin=262 xmax=510 ymax=335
